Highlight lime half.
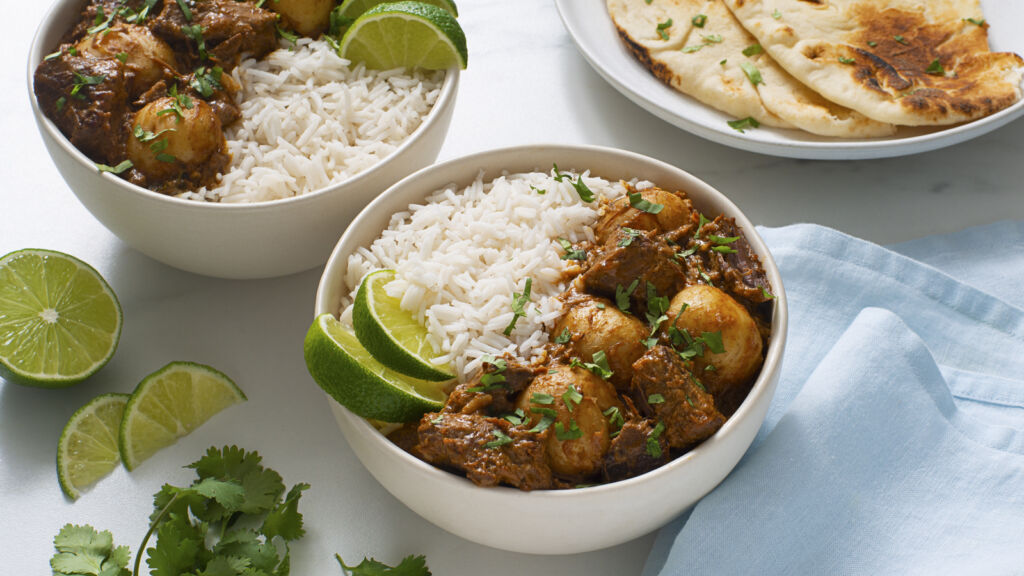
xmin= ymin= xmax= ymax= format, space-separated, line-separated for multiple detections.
xmin=304 ymin=313 xmax=446 ymax=422
xmin=0 ymin=249 xmax=122 ymax=387
xmin=57 ymin=393 xmax=129 ymax=500
xmin=339 ymin=1 xmax=468 ymax=70
xmin=119 ymin=362 xmax=245 ymax=471
xmin=353 ymin=269 xmax=453 ymax=381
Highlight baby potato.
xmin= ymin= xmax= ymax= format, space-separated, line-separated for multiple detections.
xmin=596 ymin=186 xmax=692 ymax=245
xmin=127 ymin=96 xmax=225 ymax=184
xmin=516 ymin=364 xmax=621 ymax=479
xmin=661 ymin=284 xmax=763 ymax=396
xmin=76 ymin=23 xmax=177 ymax=96
xmin=552 ymin=296 xmax=647 ymax=391
xmin=267 ymin=0 xmax=335 ymax=37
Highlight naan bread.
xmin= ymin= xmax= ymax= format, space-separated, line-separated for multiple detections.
xmin=608 ymin=0 xmax=896 ymax=137
xmin=722 ymin=0 xmax=1024 ymax=126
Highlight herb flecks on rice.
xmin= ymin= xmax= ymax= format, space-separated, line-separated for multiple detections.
xmin=340 ymin=170 xmax=636 ymax=381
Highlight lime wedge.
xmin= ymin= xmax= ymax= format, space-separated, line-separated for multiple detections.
xmin=304 ymin=313 xmax=446 ymax=422
xmin=57 ymin=393 xmax=129 ymax=500
xmin=339 ymin=1 xmax=468 ymax=70
xmin=0 ymin=249 xmax=122 ymax=387
xmin=119 ymin=362 xmax=245 ymax=471
xmin=353 ymin=269 xmax=453 ymax=381
xmin=334 ymin=0 xmax=458 ymax=24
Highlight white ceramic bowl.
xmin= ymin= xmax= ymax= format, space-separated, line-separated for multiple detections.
xmin=314 ymin=144 xmax=788 ymax=554
xmin=27 ymin=0 xmax=458 ymax=279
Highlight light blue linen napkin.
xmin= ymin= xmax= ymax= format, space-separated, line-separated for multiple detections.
xmin=643 ymin=222 xmax=1024 ymax=575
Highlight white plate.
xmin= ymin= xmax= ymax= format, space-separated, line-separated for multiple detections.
xmin=555 ymin=0 xmax=1024 ymax=160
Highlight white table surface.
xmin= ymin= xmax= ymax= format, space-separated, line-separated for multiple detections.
xmin=3 ymin=1 xmax=1023 ymax=574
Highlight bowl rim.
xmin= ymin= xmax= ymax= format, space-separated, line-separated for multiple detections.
xmin=26 ymin=0 xmax=461 ymax=213
xmin=314 ymin=142 xmax=789 ymax=499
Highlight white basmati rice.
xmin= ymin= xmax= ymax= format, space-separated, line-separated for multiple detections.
xmin=178 ymin=38 xmax=443 ymax=203
xmin=340 ymin=170 xmax=642 ymax=382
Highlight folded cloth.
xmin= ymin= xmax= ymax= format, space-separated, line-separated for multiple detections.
xmin=643 ymin=222 xmax=1024 ymax=575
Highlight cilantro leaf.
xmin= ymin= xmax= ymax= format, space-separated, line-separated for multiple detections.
xmin=337 ymin=554 xmax=432 ymax=576
xmin=51 ymin=524 xmax=131 ymax=576
xmin=262 ymin=483 xmax=310 ymax=541
xmin=552 ymin=163 xmax=595 ymax=203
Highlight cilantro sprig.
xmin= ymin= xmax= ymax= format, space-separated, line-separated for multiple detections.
xmin=50 ymin=446 xmax=308 ymax=576
xmin=337 ymin=554 xmax=432 ymax=576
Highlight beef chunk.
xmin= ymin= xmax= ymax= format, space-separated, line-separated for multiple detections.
xmin=578 ymin=230 xmax=687 ymax=317
xmin=416 ymin=413 xmax=553 ymax=491
xmin=677 ymin=215 xmax=772 ymax=308
xmin=602 ymin=419 xmax=669 ymax=483
xmin=150 ymin=0 xmax=277 ymax=70
xmin=34 ymin=53 xmax=128 ymax=164
xmin=444 ymin=358 xmax=539 ymax=417
xmin=630 ymin=346 xmax=725 ymax=450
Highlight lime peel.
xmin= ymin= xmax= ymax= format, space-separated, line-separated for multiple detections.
xmin=304 ymin=313 xmax=446 ymax=423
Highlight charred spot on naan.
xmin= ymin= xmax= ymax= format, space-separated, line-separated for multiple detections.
xmin=614 ymin=24 xmax=679 ymax=88
xmin=843 ymin=5 xmax=1023 ymax=119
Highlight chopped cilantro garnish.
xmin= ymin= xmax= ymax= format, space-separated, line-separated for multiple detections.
xmin=925 ymin=59 xmax=945 ymax=75
xmin=648 ymin=393 xmax=665 ymax=405
xmin=133 ymin=125 xmax=175 ymax=143
xmin=528 ymin=411 xmax=556 ymax=433
xmin=503 ymin=408 xmax=527 ymax=426
xmin=646 ymin=422 xmax=666 ymax=458
xmin=502 ymin=278 xmax=532 ymax=336
xmin=557 ymin=238 xmax=586 ymax=261
xmin=562 ymin=384 xmax=583 ymax=411
xmin=964 ymin=17 xmax=986 ymax=26
xmin=740 ymin=61 xmax=763 ymax=86
xmin=727 ymin=116 xmax=760 ymax=133
xmin=531 ymin=392 xmax=555 ymax=405
xmin=839 ymin=56 xmax=855 ymax=65
xmin=55 ymin=96 xmax=66 ymax=112
xmin=554 ymin=327 xmax=571 ymax=345
xmin=867 ymin=40 xmax=878 ymax=47
xmin=44 ymin=49 xmax=62 ymax=61
xmin=175 ymin=0 xmax=193 ymax=20
xmin=155 ymin=152 xmax=177 ymax=163
xmin=617 ymin=227 xmax=643 ymax=247
xmin=190 ymin=66 xmax=223 ymax=98
xmin=760 ymin=286 xmax=775 ymax=300
xmin=70 ymin=72 xmax=105 ymax=100
xmin=603 ymin=406 xmax=624 ymax=431
xmin=701 ymin=34 xmax=722 ymax=44
xmin=656 ymin=18 xmax=673 ymax=41
xmin=628 ymin=191 xmax=664 ymax=214
xmin=182 ymin=24 xmax=208 ymax=59
xmin=742 ymin=44 xmax=764 ymax=57
xmin=277 ymin=24 xmax=299 ymax=46
xmin=552 ymin=163 xmax=595 ymax=202
xmin=87 ymin=5 xmax=116 ymax=35
xmin=430 ymin=414 xmax=443 ymax=425
xmin=700 ymin=330 xmax=725 ymax=354
xmin=555 ymin=420 xmax=583 ymax=441
xmin=616 ymin=278 xmax=640 ymax=312
xmin=720 ymin=59 xmax=727 ymax=66
xmin=96 ymin=160 xmax=133 ymax=174
xmin=772 ymin=9 xmax=782 ymax=19
xmin=645 ymin=282 xmax=670 ymax=327
xmin=485 ymin=429 xmax=514 ymax=449
xmin=894 ymin=34 xmax=907 ymax=44
xmin=682 ymin=44 xmax=704 ymax=53
xmin=531 ymin=185 xmax=547 ymax=195
xmin=691 ymin=14 xmax=707 ymax=28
